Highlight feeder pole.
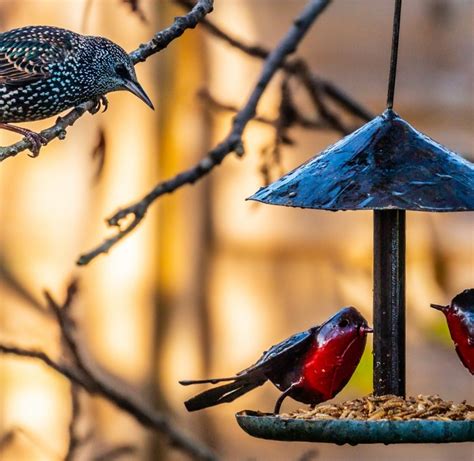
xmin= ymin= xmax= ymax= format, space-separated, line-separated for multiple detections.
xmin=373 ymin=0 xmax=406 ymax=397
xmin=373 ymin=210 xmax=406 ymax=396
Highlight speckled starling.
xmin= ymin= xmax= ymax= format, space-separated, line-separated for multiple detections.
xmin=0 ymin=25 xmax=153 ymax=154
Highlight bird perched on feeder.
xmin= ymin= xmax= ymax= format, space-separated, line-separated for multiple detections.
xmin=431 ymin=289 xmax=474 ymax=375
xmin=0 ymin=25 xmax=154 ymax=155
xmin=180 ymin=307 xmax=372 ymax=414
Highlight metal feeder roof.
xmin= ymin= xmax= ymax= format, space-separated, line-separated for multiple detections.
xmin=248 ymin=110 xmax=474 ymax=212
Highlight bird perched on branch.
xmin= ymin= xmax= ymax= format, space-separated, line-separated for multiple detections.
xmin=431 ymin=289 xmax=474 ymax=375
xmin=0 ymin=25 xmax=153 ymax=155
xmin=180 ymin=307 xmax=372 ymax=414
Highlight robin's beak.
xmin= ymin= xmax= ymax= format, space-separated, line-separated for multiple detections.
xmin=359 ymin=325 xmax=373 ymax=335
xmin=430 ymin=303 xmax=447 ymax=312
xmin=124 ymin=79 xmax=154 ymax=110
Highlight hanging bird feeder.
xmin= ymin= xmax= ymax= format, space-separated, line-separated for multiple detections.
xmin=236 ymin=0 xmax=474 ymax=444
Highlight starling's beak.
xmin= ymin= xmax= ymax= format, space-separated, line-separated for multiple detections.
xmin=430 ymin=303 xmax=447 ymax=312
xmin=123 ymin=79 xmax=154 ymax=110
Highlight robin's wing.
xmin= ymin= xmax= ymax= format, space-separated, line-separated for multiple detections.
xmin=179 ymin=328 xmax=316 ymax=386
xmin=0 ymin=27 xmax=75 ymax=85
xmin=460 ymin=310 xmax=474 ymax=346
xmin=237 ymin=328 xmax=316 ymax=376
xmin=180 ymin=328 xmax=316 ymax=412
xmin=454 ymin=289 xmax=474 ymax=345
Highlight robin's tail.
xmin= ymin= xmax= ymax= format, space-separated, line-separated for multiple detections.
xmin=179 ymin=377 xmax=238 ymax=386
xmin=179 ymin=375 xmax=266 ymax=412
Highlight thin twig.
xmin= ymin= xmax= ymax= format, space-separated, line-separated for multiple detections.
xmin=0 ymin=0 xmax=214 ymax=162
xmin=0 ymin=345 xmax=91 ymax=387
xmin=199 ymin=88 xmax=277 ymax=127
xmin=65 ymin=384 xmax=82 ymax=461
xmin=200 ymin=88 xmax=324 ymax=132
xmin=121 ymin=0 xmax=147 ymax=23
xmin=0 ymin=255 xmax=48 ymax=314
xmin=93 ymin=445 xmax=137 ymax=461
xmin=78 ymin=0 xmax=332 ymax=265
xmin=0 ymin=427 xmax=62 ymax=460
xmin=91 ymin=128 xmax=107 ymax=183
xmin=295 ymin=62 xmax=351 ymax=134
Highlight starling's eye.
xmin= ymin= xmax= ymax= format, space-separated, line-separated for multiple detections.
xmin=338 ymin=319 xmax=349 ymax=328
xmin=115 ymin=63 xmax=130 ymax=80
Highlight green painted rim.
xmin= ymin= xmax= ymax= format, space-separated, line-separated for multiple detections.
xmin=236 ymin=411 xmax=474 ymax=445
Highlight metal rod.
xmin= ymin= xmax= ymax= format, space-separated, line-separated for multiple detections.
xmin=386 ymin=0 xmax=403 ymax=109
xmin=373 ymin=210 xmax=406 ymax=396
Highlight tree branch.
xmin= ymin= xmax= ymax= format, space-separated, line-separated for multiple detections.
xmin=77 ymin=0 xmax=332 ymax=265
xmin=199 ymin=88 xmax=326 ymax=132
xmin=64 ymin=384 xmax=82 ymax=461
xmin=0 ymin=284 xmax=218 ymax=461
xmin=0 ymin=0 xmax=214 ymax=162
xmin=175 ymin=0 xmax=373 ymax=122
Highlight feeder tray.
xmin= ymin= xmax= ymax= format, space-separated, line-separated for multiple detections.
xmin=235 ymin=411 xmax=474 ymax=445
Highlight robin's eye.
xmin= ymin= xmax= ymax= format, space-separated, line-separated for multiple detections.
xmin=115 ymin=63 xmax=130 ymax=80
xmin=338 ymin=319 xmax=349 ymax=328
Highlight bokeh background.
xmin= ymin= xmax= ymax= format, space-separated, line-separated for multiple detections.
xmin=0 ymin=0 xmax=473 ymax=460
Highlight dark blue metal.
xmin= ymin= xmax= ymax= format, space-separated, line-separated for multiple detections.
xmin=236 ymin=412 xmax=474 ymax=444
xmin=248 ymin=110 xmax=474 ymax=212
xmin=373 ymin=210 xmax=405 ymax=397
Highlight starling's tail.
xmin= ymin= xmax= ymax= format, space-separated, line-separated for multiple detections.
xmin=181 ymin=375 xmax=266 ymax=412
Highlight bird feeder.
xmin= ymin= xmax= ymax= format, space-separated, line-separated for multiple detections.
xmin=236 ymin=0 xmax=474 ymax=445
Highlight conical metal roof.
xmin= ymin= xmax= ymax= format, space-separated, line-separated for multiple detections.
xmin=248 ymin=110 xmax=474 ymax=212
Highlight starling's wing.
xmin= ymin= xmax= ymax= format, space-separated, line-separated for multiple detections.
xmin=0 ymin=27 xmax=74 ymax=85
xmin=237 ymin=328 xmax=316 ymax=376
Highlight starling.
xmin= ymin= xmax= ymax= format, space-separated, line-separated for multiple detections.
xmin=0 ymin=25 xmax=154 ymax=155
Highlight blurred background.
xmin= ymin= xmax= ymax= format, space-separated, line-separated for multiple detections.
xmin=0 ymin=0 xmax=472 ymax=460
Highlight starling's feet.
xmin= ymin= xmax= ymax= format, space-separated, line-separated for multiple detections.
xmin=24 ymin=131 xmax=48 ymax=157
xmin=0 ymin=123 xmax=47 ymax=157
xmin=89 ymin=95 xmax=109 ymax=115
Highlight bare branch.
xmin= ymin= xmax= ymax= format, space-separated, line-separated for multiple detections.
xmin=0 ymin=0 xmax=214 ymax=162
xmin=0 ymin=254 xmax=48 ymax=314
xmin=121 ymin=0 xmax=147 ymax=22
xmin=199 ymin=88 xmax=325 ymax=133
xmin=175 ymin=0 xmax=373 ymax=122
xmin=64 ymin=384 xmax=82 ymax=461
xmin=78 ymin=0 xmax=332 ymax=265
xmin=0 ymin=104 xmax=94 ymax=162
xmin=0 ymin=427 xmax=62 ymax=460
xmin=94 ymin=444 xmax=137 ymax=461
xmin=91 ymin=128 xmax=107 ymax=183
xmin=199 ymin=89 xmax=277 ymax=127
xmin=0 ymin=345 xmax=90 ymax=387
xmin=0 ymin=284 xmax=218 ymax=461
xmin=130 ymin=0 xmax=213 ymax=63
